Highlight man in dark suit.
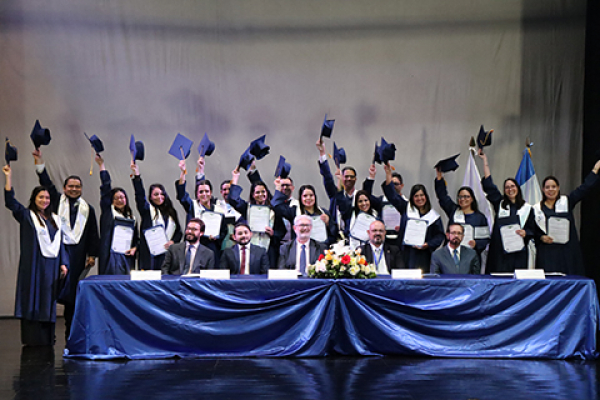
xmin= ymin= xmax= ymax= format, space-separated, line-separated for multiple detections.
xmin=161 ymin=218 xmax=215 ymax=275
xmin=278 ymin=215 xmax=327 ymax=275
xmin=430 ymin=223 xmax=480 ymax=275
xmin=220 ymin=222 xmax=270 ymax=274
xmin=359 ymin=220 xmax=404 ymax=274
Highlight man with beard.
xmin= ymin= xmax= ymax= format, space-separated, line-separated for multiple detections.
xmin=33 ymin=149 xmax=99 ymax=339
xmin=161 ymin=218 xmax=215 ymax=275
xmin=278 ymin=215 xmax=327 ymax=275
xmin=220 ymin=222 xmax=270 ymax=274
xmin=359 ymin=220 xmax=404 ymax=274
xmin=430 ymin=223 xmax=480 ymax=275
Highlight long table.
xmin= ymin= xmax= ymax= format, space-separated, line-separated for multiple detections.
xmin=64 ymin=275 xmax=599 ymax=360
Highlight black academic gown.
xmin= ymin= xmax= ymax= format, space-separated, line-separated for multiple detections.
xmin=132 ymin=176 xmax=182 ymax=270
xmin=37 ymin=168 xmax=99 ymax=306
xmin=482 ymin=176 xmax=536 ymax=273
xmin=5 ymin=189 xmax=69 ymax=344
xmin=382 ymin=182 xmax=445 ymax=270
xmin=535 ymin=172 xmax=600 ymax=276
xmin=98 ymin=171 xmax=138 ymax=275
xmin=175 ymin=180 xmax=227 ymax=266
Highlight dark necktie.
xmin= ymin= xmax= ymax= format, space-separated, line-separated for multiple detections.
xmin=184 ymin=245 xmax=193 ymax=274
xmin=240 ymin=245 xmax=246 ymax=275
xmin=453 ymin=249 xmax=460 ymax=267
xmin=299 ymin=244 xmax=307 ymax=275
xmin=69 ymin=200 xmax=77 ymax=228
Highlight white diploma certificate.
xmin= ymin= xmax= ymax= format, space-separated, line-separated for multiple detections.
xmin=403 ymin=219 xmax=427 ymax=247
xmin=248 ymin=205 xmax=271 ymax=233
xmin=461 ymin=224 xmax=474 ymax=247
xmin=201 ymin=211 xmax=223 ymax=238
xmin=350 ymin=212 xmax=377 ymax=242
xmin=548 ymin=217 xmax=569 ymax=244
xmin=144 ymin=225 xmax=169 ymax=256
xmin=474 ymin=226 xmax=491 ymax=239
xmin=382 ymin=204 xmax=401 ymax=230
xmin=111 ymin=225 xmax=134 ymax=254
xmin=500 ymin=224 xmax=525 ymax=253
xmin=310 ymin=216 xmax=328 ymax=242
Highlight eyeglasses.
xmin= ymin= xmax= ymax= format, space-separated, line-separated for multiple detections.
xmin=449 ymin=231 xmax=464 ymax=236
xmin=281 ymin=184 xmax=292 ymax=188
xmin=296 ymin=224 xmax=311 ymax=228
xmin=457 ymin=195 xmax=471 ymax=200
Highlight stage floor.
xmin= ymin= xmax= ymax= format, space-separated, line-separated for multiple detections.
xmin=1 ymin=318 xmax=597 ymax=400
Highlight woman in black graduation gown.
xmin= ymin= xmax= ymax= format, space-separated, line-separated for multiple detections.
xmin=96 ymin=155 xmax=138 ymax=275
xmin=478 ymin=150 xmax=536 ymax=273
xmin=343 ymin=189 xmax=382 ymax=249
xmin=382 ymin=164 xmax=444 ymax=270
xmin=130 ymin=162 xmax=182 ymax=270
xmin=434 ymin=168 xmax=490 ymax=259
xmin=4 ymin=164 xmax=68 ymax=345
xmin=534 ymin=160 xmax=600 ymax=275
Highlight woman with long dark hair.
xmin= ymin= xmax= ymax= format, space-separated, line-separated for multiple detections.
xmin=131 ymin=162 xmax=182 ymax=270
xmin=4 ymin=164 xmax=68 ymax=345
xmin=383 ymin=165 xmax=445 ymax=270
xmin=435 ymin=168 xmax=490 ymax=259
xmin=478 ymin=150 xmax=536 ymax=273
xmin=96 ymin=155 xmax=138 ymax=275
xmin=344 ymin=189 xmax=381 ymax=249
xmin=533 ymin=161 xmax=600 ymax=275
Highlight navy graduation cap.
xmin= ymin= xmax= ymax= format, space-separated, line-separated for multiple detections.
xmin=274 ymin=155 xmax=291 ymax=179
xmin=320 ymin=114 xmax=335 ymax=139
xmin=249 ymin=135 xmax=270 ymax=160
xmin=30 ymin=120 xmax=51 ymax=149
xmin=377 ymin=137 xmax=396 ymax=164
xmin=129 ymin=134 xmax=144 ymax=161
xmin=435 ymin=154 xmax=460 ymax=173
xmin=5 ymin=138 xmax=17 ymax=165
xmin=333 ymin=142 xmax=346 ymax=168
xmin=198 ymin=133 xmax=215 ymax=157
xmin=238 ymin=148 xmax=255 ymax=171
xmin=477 ymin=125 xmax=493 ymax=149
xmin=84 ymin=132 xmax=104 ymax=153
xmin=168 ymin=133 xmax=193 ymax=160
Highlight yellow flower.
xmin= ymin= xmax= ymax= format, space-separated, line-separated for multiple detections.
xmin=325 ymin=253 xmax=333 ymax=261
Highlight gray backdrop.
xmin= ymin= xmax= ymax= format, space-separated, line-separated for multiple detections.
xmin=0 ymin=0 xmax=585 ymax=315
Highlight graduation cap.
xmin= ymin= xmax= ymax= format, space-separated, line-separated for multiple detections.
xmin=238 ymin=148 xmax=255 ymax=171
xmin=320 ymin=114 xmax=335 ymax=139
xmin=435 ymin=154 xmax=460 ymax=173
xmin=168 ymin=133 xmax=193 ymax=160
xmin=373 ymin=142 xmax=382 ymax=164
xmin=129 ymin=134 xmax=144 ymax=161
xmin=274 ymin=155 xmax=291 ymax=179
xmin=198 ymin=133 xmax=215 ymax=157
xmin=477 ymin=125 xmax=493 ymax=149
xmin=378 ymin=137 xmax=396 ymax=164
xmin=333 ymin=142 xmax=346 ymax=169
xmin=249 ymin=135 xmax=270 ymax=160
xmin=84 ymin=132 xmax=104 ymax=153
xmin=5 ymin=138 xmax=17 ymax=165
xmin=30 ymin=120 xmax=51 ymax=149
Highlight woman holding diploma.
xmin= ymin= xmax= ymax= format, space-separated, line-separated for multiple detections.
xmin=96 ymin=155 xmax=138 ymax=275
xmin=4 ymin=164 xmax=68 ymax=345
xmin=176 ymin=157 xmax=227 ymax=265
xmin=228 ymin=168 xmax=276 ymax=267
xmin=478 ymin=150 xmax=536 ymax=273
xmin=382 ymin=164 xmax=444 ymax=270
xmin=434 ymin=169 xmax=490 ymax=259
xmin=534 ymin=161 xmax=600 ymax=275
xmin=271 ymin=183 xmax=336 ymax=245
xmin=344 ymin=189 xmax=381 ymax=249
xmin=130 ymin=162 xmax=182 ymax=270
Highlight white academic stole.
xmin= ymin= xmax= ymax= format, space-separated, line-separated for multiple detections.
xmin=406 ymin=206 xmax=440 ymax=226
xmin=498 ymin=202 xmax=531 ymax=228
xmin=150 ymin=204 xmax=176 ymax=240
xmin=31 ymin=211 xmax=62 ymax=258
xmin=58 ymin=195 xmax=89 ymax=245
xmin=533 ymin=196 xmax=569 ymax=233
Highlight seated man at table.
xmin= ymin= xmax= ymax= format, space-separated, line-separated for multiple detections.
xmin=278 ymin=215 xmax=327 ymax=275
xmin=161 ymin=218 xmax=215 ymax=275
xmin=359 ymin=220 xmax=404 ymax=274
xmin=220 ymin=221 xmax=270 ymax=274
xmin=430 ymin=223 xmax=480 ymax=275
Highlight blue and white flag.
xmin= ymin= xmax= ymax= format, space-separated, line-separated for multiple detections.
xmin=515 ymin=148 xmax=542 ymax=205
xmin=462 ymin=148 xmax=493 ymax=231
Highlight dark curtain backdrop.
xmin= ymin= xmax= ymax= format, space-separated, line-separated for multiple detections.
xmin=0 ymin=0 xmax=585 ymax=315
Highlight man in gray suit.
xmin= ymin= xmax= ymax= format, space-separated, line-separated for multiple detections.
xmin=220 ymin=222 xmax=270 ymax=274
xmin=161 ymin=218 xmax=215 ymax=275
xmin=430 ymin=223 xmax=480 ymax=275
xmin=278 ymin=215 xmax=327 ymax=275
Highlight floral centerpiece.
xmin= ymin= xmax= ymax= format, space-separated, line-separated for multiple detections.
xmin=307 ymin=240 xmax=377 ymax=279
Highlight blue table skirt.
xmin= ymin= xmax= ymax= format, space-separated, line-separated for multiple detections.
xmin=64 ymin=275 xmax=599 ymax=360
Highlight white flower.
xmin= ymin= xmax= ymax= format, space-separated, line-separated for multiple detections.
xmin=331 ymin=240 xmax=351 ymax=257
xmin=349 ymin=265 xmax=360 ymax=276
xmin=363 ymin=265 xmax=372 ymax=275
xmin=315 ymin=261 xmax=327 ymax=273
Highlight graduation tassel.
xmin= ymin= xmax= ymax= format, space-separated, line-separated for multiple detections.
xmin=89 ymin=148 xmax=94 ymax=175
xmin=180 ymin=147 xmax=187 ymax=175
